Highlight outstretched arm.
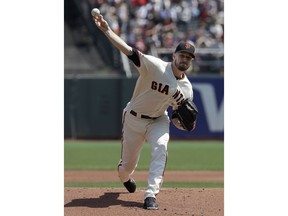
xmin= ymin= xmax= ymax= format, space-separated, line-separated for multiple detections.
xmin=93 ymin=15 xmax=133 ymax=56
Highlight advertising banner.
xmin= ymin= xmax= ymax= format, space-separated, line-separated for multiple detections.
xmin=169 ymin=77 xmax=224 ymax=139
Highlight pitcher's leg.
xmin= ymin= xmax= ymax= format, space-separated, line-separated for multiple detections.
xmin=118 ymin=138 xmax=144 ymax=182
xmin=144 ymin=116 xmax=170 ymax=199
xmin=118 ymin=112 xmax=146 ymax=183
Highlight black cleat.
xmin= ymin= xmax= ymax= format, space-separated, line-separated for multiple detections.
xmin=143 ymin=197 xmax=158 ymax=210
xmin=123 ymin=179 xmax=136 ymax=193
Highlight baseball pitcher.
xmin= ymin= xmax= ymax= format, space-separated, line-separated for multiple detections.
xmin=93 ymin=13 xmax=198 ymax=210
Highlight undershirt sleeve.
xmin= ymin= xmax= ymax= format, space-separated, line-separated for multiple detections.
xmin=127 ymin=48 xmax=141 ymax=67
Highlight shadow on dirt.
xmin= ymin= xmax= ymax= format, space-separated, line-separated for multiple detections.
xmin=64 ymin=192 xmax=143 ymax=208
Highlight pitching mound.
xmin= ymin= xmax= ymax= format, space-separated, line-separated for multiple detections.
xmin=64 ymin=170 xmax=224 ymax=215
xmin=64 ymin=187 xmax=223 ymax=216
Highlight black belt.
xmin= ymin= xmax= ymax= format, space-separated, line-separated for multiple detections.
xmin=130 ymin=110 xmax=158 ymax=120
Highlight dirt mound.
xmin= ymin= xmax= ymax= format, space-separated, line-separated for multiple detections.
xmin=64 ymin=187 xmax=224 ymax=216
xmin=64 ymin=170 xmax=224 ymax=215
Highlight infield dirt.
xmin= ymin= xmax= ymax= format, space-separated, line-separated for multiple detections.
xmin=64 ymin=170 xmax=224 ymax=216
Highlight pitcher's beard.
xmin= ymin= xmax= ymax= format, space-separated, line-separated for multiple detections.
xmin=177 ymin=63 xmax=189 ymax=71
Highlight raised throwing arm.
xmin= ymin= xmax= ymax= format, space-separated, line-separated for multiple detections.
xmin=93 ymin=15 xmax=133 ymax=56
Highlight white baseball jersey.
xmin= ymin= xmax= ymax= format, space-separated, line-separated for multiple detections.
xmin=125 ymin=52 xmax=193 ymax=117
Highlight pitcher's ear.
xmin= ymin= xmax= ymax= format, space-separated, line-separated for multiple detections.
xmin=172 ymin=53 xmax=176 ymax=60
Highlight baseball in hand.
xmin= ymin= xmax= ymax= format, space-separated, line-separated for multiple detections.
xmin=91 ymin=8 xmax=100 ymax=17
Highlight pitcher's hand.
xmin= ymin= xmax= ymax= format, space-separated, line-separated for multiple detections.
xmin=93 ymin=15 xmax=109 ymax=33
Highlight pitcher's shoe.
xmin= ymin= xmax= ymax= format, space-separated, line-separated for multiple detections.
xmin=143 ymin=197 xmax=158 ymax=210
xmin=123 ymin=179 xmax=136 ymax=193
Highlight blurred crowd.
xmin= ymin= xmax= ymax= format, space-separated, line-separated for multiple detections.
xmin=89 ymin=0 xmax=224 ymax=54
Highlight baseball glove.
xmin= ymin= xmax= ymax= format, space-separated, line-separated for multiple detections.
xmin=172 ymin=99 xmax=198 ymax=131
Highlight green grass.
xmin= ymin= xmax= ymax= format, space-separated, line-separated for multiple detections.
xmin=64 ymin=182 xmax=224 ymax=188
xmin=64 ymin=140 xmax=224 ymax=171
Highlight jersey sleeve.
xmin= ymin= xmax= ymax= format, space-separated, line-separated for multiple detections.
xmin=127 ymin=48 xmax=167 ymax=77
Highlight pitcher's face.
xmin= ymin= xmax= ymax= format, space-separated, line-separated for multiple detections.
xmin=173 ymin=52 xmax=193 ymax=71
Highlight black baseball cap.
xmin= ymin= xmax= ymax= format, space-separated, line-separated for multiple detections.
xmin=174 ymin=42 xmax=196 ymax=59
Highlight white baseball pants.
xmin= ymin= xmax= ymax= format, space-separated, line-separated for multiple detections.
xmin=118 ymin=110 xmax=170 ymax=199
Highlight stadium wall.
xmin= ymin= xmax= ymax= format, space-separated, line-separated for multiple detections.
xmin=64 ymin=76 xmax=224 ymax=139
